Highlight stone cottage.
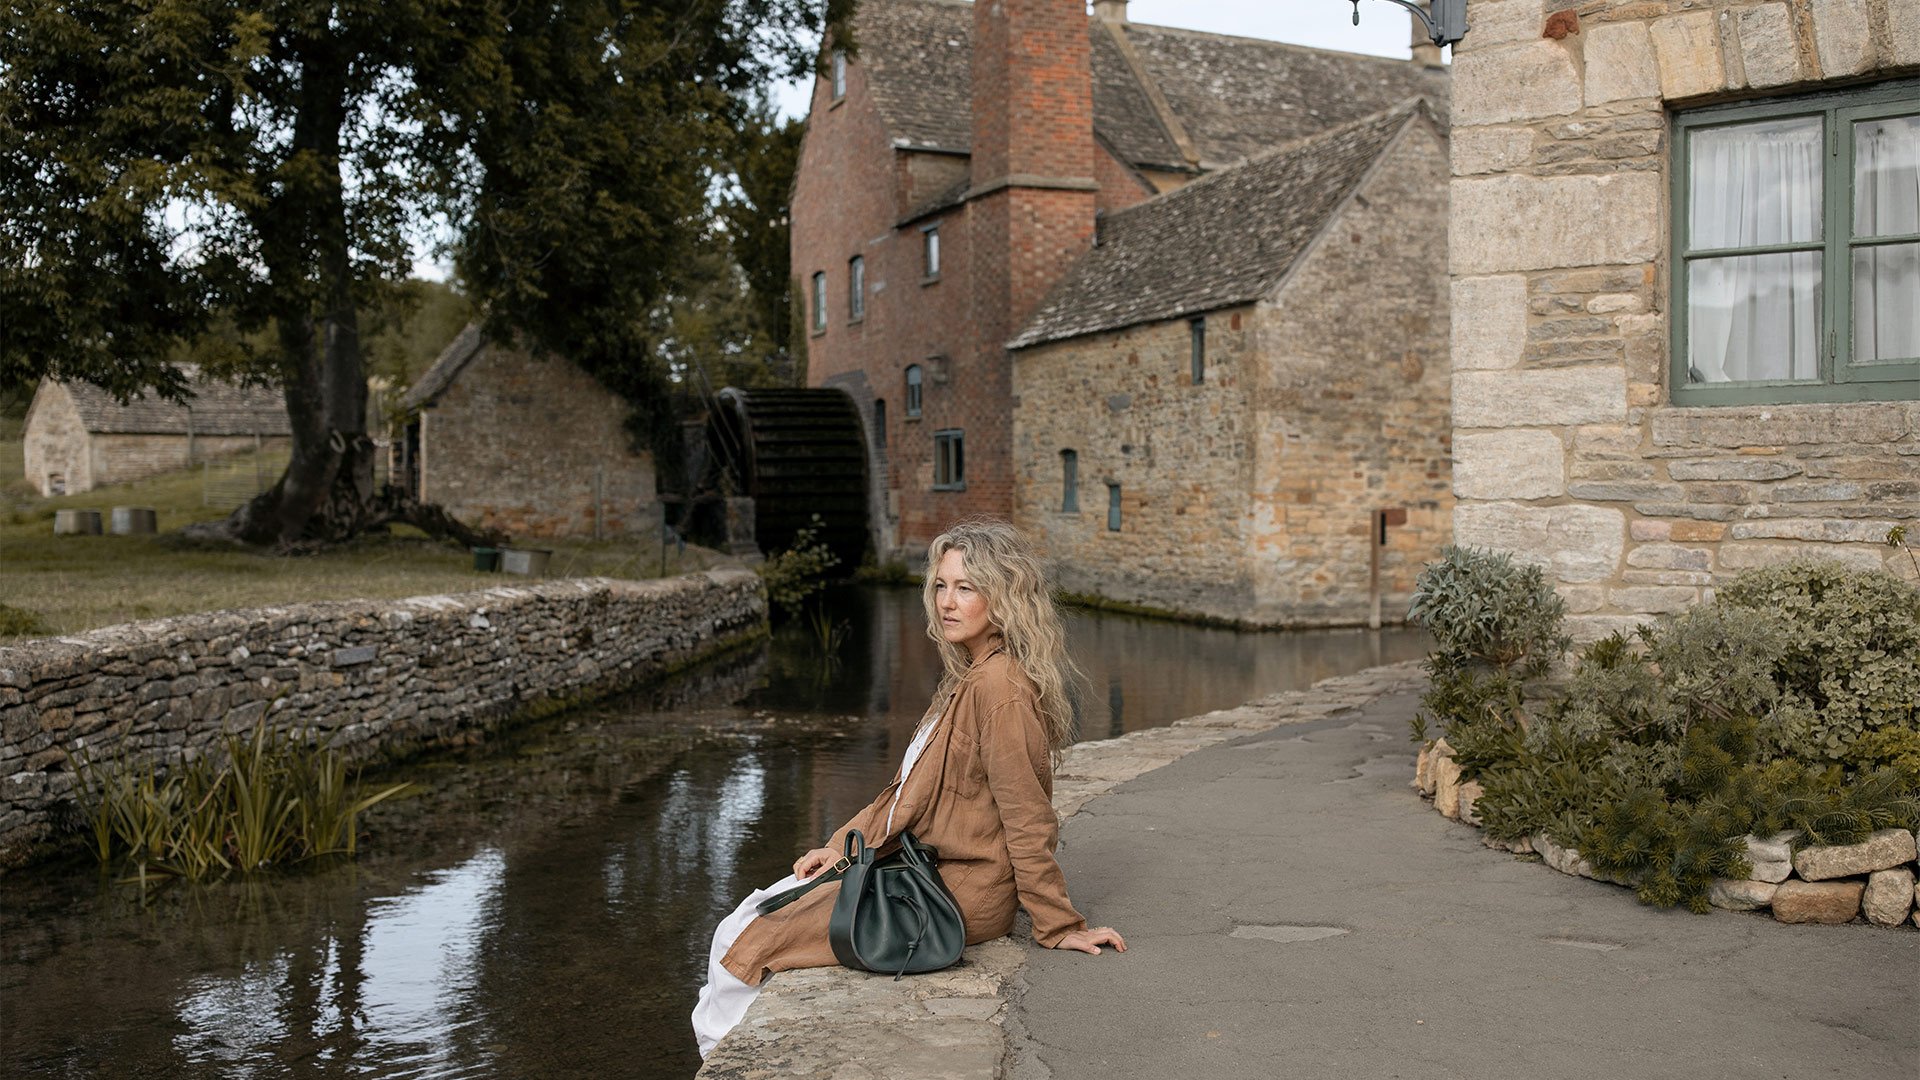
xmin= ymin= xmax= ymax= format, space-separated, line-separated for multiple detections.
xmin=791 ymin=0 xmax=1447 ymax=561
xmin=399 ymin=326 xmax=658 ymax=540
xmin=1009 ymin=101 xmax=1454 ymax=627
xmin=1446 ymin=1 xmax=1919 ymax=639
xmin=21 ymin=369 xmax=290 ymax=496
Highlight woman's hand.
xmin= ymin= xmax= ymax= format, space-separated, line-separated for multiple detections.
xmin=1055 ymin=926 xmax=1127 ymax=955
xmin=792 ymin=846 xmax=842 ymax=881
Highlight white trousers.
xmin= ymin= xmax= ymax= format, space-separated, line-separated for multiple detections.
xmin=692 ymin=872 xmax=804 ymax=1058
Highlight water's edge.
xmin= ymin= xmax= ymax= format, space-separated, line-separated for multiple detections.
xmin=695 ymin=660 xmax=1429 ymax=1079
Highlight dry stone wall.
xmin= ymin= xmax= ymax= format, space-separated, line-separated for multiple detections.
xmin=1448 ymin=0 xmax=1920 ymax=640
xmin=0 ymin=570 xmax=766 ymax=867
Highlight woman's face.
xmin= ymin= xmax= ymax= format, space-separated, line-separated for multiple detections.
xmin=933 ymin=548 xmax=995 ymax=657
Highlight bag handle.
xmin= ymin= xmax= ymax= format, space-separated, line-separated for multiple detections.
xmin=755 ymin=829 xmax=868 ymax=916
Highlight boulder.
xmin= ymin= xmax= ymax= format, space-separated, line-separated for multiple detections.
xmin=1457 ymin=780 xmax=1485 ymax=826
xmin=1417 ymin=738 xmax=1452 ymax=797
xmin=1432 ymin=755 xmax=1463 ymax=820
xmin=1414 ymin=743 xmax=1432 ymax=792
xmin=1792 ymin=829 xmax=1917 ymax=881
xmin=1862 ymin=868 xmax=1916 ymax=928
xmin=1744 ymin=832 xmax=1797 ymax=865
xmin=1534 ymin=833 xmax=1597 ymax=879
xmin=1708 ymin=878 xmax=1778 ymax=911
xmin=1771 ymin=879 xmax=1864 ymax=925
xmin=1748 ymin=859 xmax=1793 ymax=884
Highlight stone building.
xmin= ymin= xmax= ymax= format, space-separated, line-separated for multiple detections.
xmin=399 ymin=326 xmax=658 ymax=540
xmin=21 ymin=369 xmax=290 ymax=496
xmin=1009 ymin=102 xmax=1453 ymax=627
xmin=1446 ymin=1 xmax=1919 ymax=639
xmin=791 ymin=0 xmax=1446 ymax=560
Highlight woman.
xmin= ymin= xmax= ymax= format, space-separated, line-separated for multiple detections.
xmin=693 ymin=520 xmax=1126 ymax=1057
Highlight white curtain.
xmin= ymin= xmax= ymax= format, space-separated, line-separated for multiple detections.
xmin=1852 ymin=115 xmax=1920 ymax=364
xmin=1686 ymin=116 xmax=1824 ymax=384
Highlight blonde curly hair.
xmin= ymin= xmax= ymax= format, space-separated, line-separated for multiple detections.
xmin=922 ymin=520 xmax=1084 ymax=764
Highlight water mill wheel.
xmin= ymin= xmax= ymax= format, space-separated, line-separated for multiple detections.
xmin=707 ymin=387 xmax=870 ymax=567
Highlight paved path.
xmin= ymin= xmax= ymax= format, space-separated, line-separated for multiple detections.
xmin=1011 ymin=693 xmax=1919 ymax=1080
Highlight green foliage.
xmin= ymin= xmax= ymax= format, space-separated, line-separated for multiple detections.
xmin=755 ymin=515 xmax=842 ymax=619
xmin=1409 ymin=545 xmax=1571 ymax=680
xmin=2 ymin=0 xmax=845 ymax=542
xmin=1714 ymin=559 xmax=1920 ymax=760
xmin=1412 ymin=554 xmax=1920 ymax=914
xmin=1409 ymin=546 xmax=1571 ymax=748
xmin=73 ymin=722 xmax=412 ymax=884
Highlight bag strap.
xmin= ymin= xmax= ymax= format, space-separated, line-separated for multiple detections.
xmin=755 ymin=829 xmax=868 ymax=916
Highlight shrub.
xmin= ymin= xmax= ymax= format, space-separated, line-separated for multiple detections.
xmin=1408 ymin=546 xmax=1570 ymax=743
xmin=0 ymin=602 xmax=50 ymax=638
xmin=755 ymin=514 xmax=842 ymax=619
xmin=1412 ymin=554 xmax=1920 ymax=914
xmin=1715 ymin=559 xmax=1920 ymax=760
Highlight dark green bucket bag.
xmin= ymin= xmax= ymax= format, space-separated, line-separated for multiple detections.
xmin=756 ymin=829 xmax=966 ymax=980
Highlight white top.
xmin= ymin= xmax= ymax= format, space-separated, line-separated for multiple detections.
xmin=884 ymin=711 xmax=941 ymax=836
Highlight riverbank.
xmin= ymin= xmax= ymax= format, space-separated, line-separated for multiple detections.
xmin=695 ymin=660 xmax=1428 ymax=1078
xmin=0 ymin=569 xmax=766 ymax=868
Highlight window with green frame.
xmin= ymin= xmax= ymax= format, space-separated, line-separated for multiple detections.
xmin=1671 ymin=80 xmax=1919 ymax=405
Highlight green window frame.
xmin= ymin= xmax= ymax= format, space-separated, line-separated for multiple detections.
xmin=1670 ymin=79 xmax=1920 ymax=406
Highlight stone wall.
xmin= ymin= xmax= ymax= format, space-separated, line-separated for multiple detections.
xmin=1448 ymin=0 xmax=1920 ymax=639
xmin=1010 ymin=118 xmax=1452 ymax=628
xmin=0 ymin=570 xmax=766 ymax=868
xmin=422 ymin=340 xmax=658 ymax=540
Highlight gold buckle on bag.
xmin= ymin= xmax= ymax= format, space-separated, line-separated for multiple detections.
xmin=831 ymin=856 xmax=852 ymax=875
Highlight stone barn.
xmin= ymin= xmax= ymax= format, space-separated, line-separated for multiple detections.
xmin=1445 ymin=1 xmax=1919 ymax=641
xmin=21 ymin=369 xmax=290 ymax=496
xmin=399 ymin=327 xmax=659 ymax=540
xmin=1010 ymin=101 xmax=1455 ymax=628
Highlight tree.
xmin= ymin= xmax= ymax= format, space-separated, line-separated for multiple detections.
xmin=1 ymin=0 xmax=847 ymax=546
xmin=720 ymin=102 xmax=805 ymax=355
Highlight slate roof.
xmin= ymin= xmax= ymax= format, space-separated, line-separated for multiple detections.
xmin=59 ymin=366 xmax=291 ymax=436
xmin=401 ymin=323 xmax=488 ymax=410
xmin=1009 ymin=101 xmax=1437 ymax=350
xmin=853 ymin=0 xmax=1446 ymax=170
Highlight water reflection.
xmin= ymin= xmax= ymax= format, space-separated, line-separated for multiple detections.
xmin=0 ymin=586 xmax=1426 ymax=1080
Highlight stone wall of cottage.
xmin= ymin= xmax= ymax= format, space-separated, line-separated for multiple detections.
xmin=421 ymin=342 xmax=658 ymax=540
xmin=1014 ymin=305 xmax=1261 ymax=621
xmin=23 ymin=384 xmax=286 ymax=497
xmin=1011 ymin=120 xmax=1451 ymax=628
xmin=1449 ymin=0 xmax=1920 ymax=639
xmin=1247 ymin=120 xmax=1454 ymax=626
xmin=0 ymin=570 xmax=766 ymax=868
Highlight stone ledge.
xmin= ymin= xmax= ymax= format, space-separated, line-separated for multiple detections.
xmin=696 ymin=661 xmax=1428 ymax=1078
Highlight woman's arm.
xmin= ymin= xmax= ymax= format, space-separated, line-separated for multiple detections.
xmin=979 ymin=697 xmax=1089 ymax=948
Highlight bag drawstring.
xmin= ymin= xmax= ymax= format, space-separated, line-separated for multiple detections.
xmin=893 ymin=892 xmax=928 ymax=981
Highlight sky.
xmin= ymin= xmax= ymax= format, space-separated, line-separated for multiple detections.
xmin=768 ymin=0 xmax=1434 ymax=119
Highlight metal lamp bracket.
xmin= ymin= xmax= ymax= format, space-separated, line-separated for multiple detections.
xmin=1348 ymin=0 xmax=1470 ymax=48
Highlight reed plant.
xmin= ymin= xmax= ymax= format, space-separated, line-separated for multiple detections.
xmin=72 ymin=721 xmax=411 ymax=884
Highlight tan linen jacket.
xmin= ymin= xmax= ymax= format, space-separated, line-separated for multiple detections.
xmin=720 ymin=639 xmax=1088 ymax=986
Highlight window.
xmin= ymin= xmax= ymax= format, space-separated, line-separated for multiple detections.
xmin=1672 ymin=81 xmax=1919 ymax=404
xmin=934 ymin=430 xmax=965 ymax=490
xmin=922 ymin=223 xmax=941 ymax=278
xmin=830 ymin=50 xmax=847 ymax=100
xmin=848 ymin=256 xmax=865 ymax=320
xmin=811 ymin=271 xmax=826 ymax=332
xmin=1060 ymin=449 xmax=1078 ymax=512
xmin=1106 ymin=483 xmax=1122 ymax=531
xmin=904 ymin=364 xmax=923 ymax=417
xmin=1190 ymin=317 xmax=1206 ymax=384
xmin=873 ymin=398 xmax=887 ymax=448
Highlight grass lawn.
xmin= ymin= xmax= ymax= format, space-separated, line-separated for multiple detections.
xmin=1 ymin=438 xmax=735 ymax=644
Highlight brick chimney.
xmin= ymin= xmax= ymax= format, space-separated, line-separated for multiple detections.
xmin=962 ymin=0 xmax=1098 ymax=518
xmin=969 ymin=0 xmax=1097 ymax=325
xmin=1410 ymin=1 xmax=1445 ymax=68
